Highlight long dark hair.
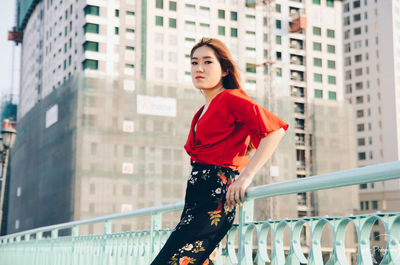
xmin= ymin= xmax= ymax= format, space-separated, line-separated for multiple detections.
xmin=190 ymin=37 xmax=241 ymax=90
xmin=191 ymin=37 xmax=255 ymax=155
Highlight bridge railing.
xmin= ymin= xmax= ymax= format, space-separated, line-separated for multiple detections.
xmin=1 ymin=161 xmax=400 ymax=264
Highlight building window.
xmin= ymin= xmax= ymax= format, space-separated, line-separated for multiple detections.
xmin=312 ymin=0 xmax=321 ymax=4
xmin=356 ymin=82 xmax=363 ymax=89
xmin=327 ymin=60 xmax=336 ymax=69
xmin=357 ymin=124 xmax=365 ymax=132
xmin=83 ymin=23 xmax=99 ymax=34
xmin=276 ymin=20 xmax=282 ymax=29
xmin=360 ymin=201 xmax=364 ymax=210
xmin=344 ymin=43 xmax=351 ymax=53
xmin=156 ymin=0 xmax=163 ymax=9
xmin=355 ymin=54 xmax=362 ymax=62
xmin=313 ymin=42 xmax=322 ymax=51
xmin=155 ymin=16 xmax=164 ymax=26
xmin=314 ymin=89 xmax=323 ymax=98
xmin=231 ymin=28 xmax=238 ymax=37
xmin=276 ymin=68 xmax=282 ymax=77
xmin=344 ymin=3 xmax=350 ymax=12
xmin=84 ymin=5 xmax=99 ymax=16
xmin=344 ymin=16 xmax=350 ymax=25
xmin=354 ymin=0 xmax=361 ymax=8
xmin=313 ymin=26 xmax=321 ymax=36
xmin=354 ymin=13 xmax=361 ymax=22
xmin=354 ymin=27 xmax=362 ymax=35
xmin=246 ymin=63 xmax=256 ymax=73
xmin=328 ymin=76 xmax=336 ymax=84
xmin=327 ymin=29 xmax=335 ymax=38
xmin=276 ymin=51 xmax=282 ymax=61
xmin=358 ymin=138 xmax=365 ymax=146
xmin=346 ymin=84 xmax=352 ymax=94
xmin=355 ymin=68 xmax=363 ymax=76
xmin=314 ymin=73 xmax=322 ymax=83
xmin=115 ymin=9 xmax=119 ymax=17
xmin=313 ymin=58 xmax=322 ymax=67
xmin=275 ymin=4 xmax=281 ymax=12
xmin=82 ymin=59 xmax=98 ymax=70
xmin=356 ymin=96 xmax=364 ymax=104
xmin=328 ymin=91 xmax=336 ymax=100
xmin=358 ymin=152 xmax=366 ymax=160
xmin=169 ymin=1 xmax=176 ymax=11
xmin=326 ymin=0 xmax=334 ymax=7
xmin=357 ymin=110 xmax=364 ymax=118
xmin=126 ymin=11 xmax=135 ymax=15
xmin=231 ymin=11 xmax=237 ymax=21
xmin=169 ymin=18 xmax=176 ymax=28
xmin=115 ymin=27 xmax=119 ymax=35
xmin=218 ymin=9 xmax=225 ymax=19
xmin=218 ymin=26 xmax=225 ymax=35
xmin=276 ymin=35 xmax=282 ymax=44
xmin=327 ymin=45 xmax=335 ymax=53
xmin=372 ymin=200 xmax=378 ymax=209
xmin=83 ymin=41 xmax=99 ymax=52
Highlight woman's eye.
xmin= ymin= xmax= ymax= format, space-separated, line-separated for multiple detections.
xmin=191 ymin=61 xmax=198 ymax=65
xmin=205 ymin=61 xmax=212 ymax=64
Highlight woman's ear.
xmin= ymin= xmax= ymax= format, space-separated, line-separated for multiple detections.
xmin=222 ymin=70 xmax=229 ymax=77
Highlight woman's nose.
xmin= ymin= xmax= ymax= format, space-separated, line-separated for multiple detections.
xmin=196 ymin=65 xmax=204 ymax=72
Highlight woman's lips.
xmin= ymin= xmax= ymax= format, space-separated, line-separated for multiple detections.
xmin=195 ymin=76 xmax=204 ymax=79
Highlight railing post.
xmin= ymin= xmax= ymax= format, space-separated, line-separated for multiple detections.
xmin=238 ymin=199 xmax=254 ymax=265
xmin=104 ymin=220 xmax=112 ymax=234
xmin=150 ymin=212 xmax=162 ymax=262
xmin=72 ymin=225 xmax=79 ymax=237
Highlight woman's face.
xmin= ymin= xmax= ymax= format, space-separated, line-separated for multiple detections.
xmin=191 ymin=46 xmax=227 ymax=90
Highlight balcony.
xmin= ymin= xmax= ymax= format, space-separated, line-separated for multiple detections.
xmin=291 ymin=86 xmax=305 ymax=100
xmin=296 ymin=160 xmax=306 ymax=171
xmin=290 ymin=70 xmax=304 ymax=82
xmin=289 ymin=16 xmax=307 ymax=33
xmin=290 ymin=54 xmax=304 ymax=66
xmin=290 ymin=38 xmax=303 ymax=50
xmin=295 ymin=103 xmax=305 ymax=115
xmin=2 ymin=162 xmax=400 ymax=264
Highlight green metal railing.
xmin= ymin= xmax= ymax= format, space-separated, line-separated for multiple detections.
xmin=1 ymin=161 xmax=400 ymax=264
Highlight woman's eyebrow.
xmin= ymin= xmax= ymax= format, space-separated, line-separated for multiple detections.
xmin=191 ymin=56 xmax=214 ymax=60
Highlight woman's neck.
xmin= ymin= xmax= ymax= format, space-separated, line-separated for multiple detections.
xmin=202 ymin=85 xmax=225 ymax=104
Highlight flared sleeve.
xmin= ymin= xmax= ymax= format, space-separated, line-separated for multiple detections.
xmin=226 ymin=89 xmax=289 ymax=148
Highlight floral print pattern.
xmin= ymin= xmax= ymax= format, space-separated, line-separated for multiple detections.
xmin=151 ymin=163 xmax=239 ymax=265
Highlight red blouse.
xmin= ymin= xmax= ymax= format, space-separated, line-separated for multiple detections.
xmin=184 ymin=88 xmax=289 ymax=172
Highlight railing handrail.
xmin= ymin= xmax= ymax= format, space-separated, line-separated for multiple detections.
xmin=2 ymin=160 xmax=400 ymax=240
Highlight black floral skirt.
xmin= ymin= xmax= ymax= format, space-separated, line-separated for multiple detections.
xmin=150 ymin=162 xmax=239 ymax=265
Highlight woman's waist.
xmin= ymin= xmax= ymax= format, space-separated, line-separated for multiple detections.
xmin=190 ymin=160 xmax=240 ymax=175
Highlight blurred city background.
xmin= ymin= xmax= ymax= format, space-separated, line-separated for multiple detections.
xmin=1 ymin=0 xmax=400 ymax=264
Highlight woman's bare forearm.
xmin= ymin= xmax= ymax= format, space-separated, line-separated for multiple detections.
xmin=240 ymin=127 xmax=286 ymax=180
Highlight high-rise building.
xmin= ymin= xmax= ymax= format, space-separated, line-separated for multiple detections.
xmin=343 ymin=0 xmax=400 ymax=257
xmin=9 ymin=0 xmax=357 ymax=260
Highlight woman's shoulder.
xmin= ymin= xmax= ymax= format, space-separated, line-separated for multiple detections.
xmin=220 ymin=88 xmax=256 ymax=105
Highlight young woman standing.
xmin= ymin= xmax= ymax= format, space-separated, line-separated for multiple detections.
xmin=150 ymin=38 xmax=289 ymax=265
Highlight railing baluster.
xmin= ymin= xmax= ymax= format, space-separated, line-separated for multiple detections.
xmin=238 ymin=199 xmax=254 ymax=264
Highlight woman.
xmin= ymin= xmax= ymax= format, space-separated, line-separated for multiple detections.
xmin=150 ymin=38 xmax=288 ymax=265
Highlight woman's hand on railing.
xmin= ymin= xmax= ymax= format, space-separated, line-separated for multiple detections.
xmin=226 ymin=174 xmax=253 ymax=207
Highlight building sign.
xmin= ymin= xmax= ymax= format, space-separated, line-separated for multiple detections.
xmin=121 ymin=204 xmax=133 ymax=212
xmin=122 ymin=121 xmax=134 ymax=133
xmin=137 ymin=95 xmax=176 ymax=117
xmin=45 ymin=104 xmax=58 ymax=128
xmin=122 ymin=162 xmax=133 ymax=174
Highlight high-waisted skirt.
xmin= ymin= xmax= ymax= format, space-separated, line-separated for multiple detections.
xmin=150 ymin=162 xmax=239 ymax=265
